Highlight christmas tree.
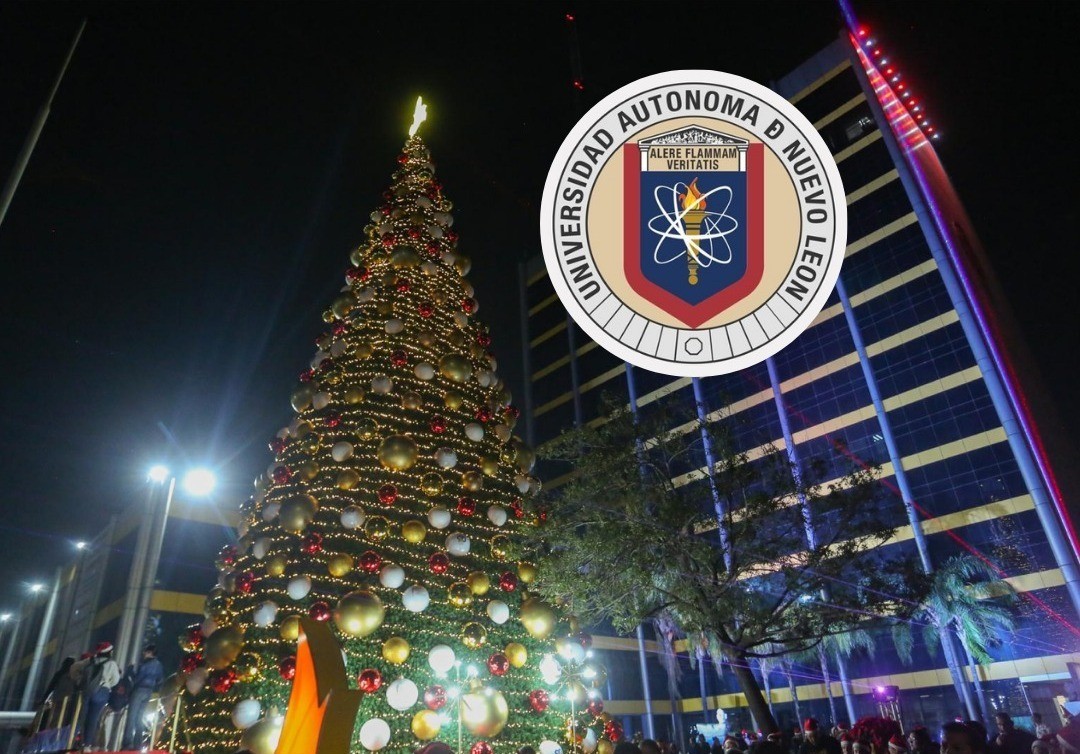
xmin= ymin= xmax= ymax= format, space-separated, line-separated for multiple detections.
xmin=178 ymin=106 xmax=611 ymax=754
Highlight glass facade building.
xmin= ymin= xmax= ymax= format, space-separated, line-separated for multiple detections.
xmin=518 ymin=33 xmax=1080 ymax=738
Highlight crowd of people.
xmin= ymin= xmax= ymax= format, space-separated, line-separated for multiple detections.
xmin=35 ymin=641 xmax=164 ymax=752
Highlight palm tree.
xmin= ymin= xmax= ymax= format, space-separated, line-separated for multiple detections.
xmin=798 ymin=630 xmax=877 ymax=725
xmin=893 ymin=555 xmax=1018 ymax=722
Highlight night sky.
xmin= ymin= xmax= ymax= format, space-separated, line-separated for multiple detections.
xmin=0 ymin=2 xmax=1076 ymax=610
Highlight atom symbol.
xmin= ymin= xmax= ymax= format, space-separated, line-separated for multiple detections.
xmin=646 ymin=181 xmax=739 ymax=268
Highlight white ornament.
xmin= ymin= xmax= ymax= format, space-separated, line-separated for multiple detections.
xmin=386 ymin=678 xmax=419 ymax=711
xmin=453 ymin=312 xmax=468 ymax=329
xmin=253 ymin=600 xmax=279 ymax=628
xmin=515 ymin=474 xmax=531 ymax=493
xmin=583 ymin=729 xmax=598 ymax=753
xmin=487 ymin=506 xmax=507 ymax=527
xmin=201 ymin=617 xmax=217 ymax=637
xmin=445 ymin=532 xmax=470 ymax=556
xmin=427 ymin=225 xmax=444 ymax=239
xmin=540 ymin=741 xmax=564 ymax=754
xmin=231 ymin=698 xmax=262 ymax=730
xmin=414 ymin=363 xmax=435 ymax=380
xmin=185 ymin=667 xmax=208 ymax=696
xmin=434 ymin=447 xmax=458 ymax=469
xmin=476 ymin=371 xmax=494 ymax=388
xmin=427 ymin=644 xmax=455 ymax=674
xmin=427 ymin=508 xmax=451 ymax=529
xmin=252 ymin=537 xmax=271 ymax=560
xmin=356 ymin=286 xmax=375 ymax=303
xmin=331 ymin=442 xmax=354 ymax=462
xmin=371 ymin=375 xmax=393 ymax=394
xmin=559 ymin=641 xmax=586 ymax=664
xmin=464 ymin=423 xmax=484 ymax=442
xmin=421 ymin=261 xmax=439 ymax=276
xmin=402 ymin=584 xmax=430 ymax=613
xmin=379 ymin=564 xmax=405 ymax=589
xmin=494 ymin=425 xmax=512 ymax=443
xmin=359 ymin=718 xmax=392 ymax=752
xmin=312 ymin=391 xmax=331 ymax=410
xmin=385 ymin=318 xmax=404 ymax=335
xmin=540 ymin=654 xmax=562 ymax=684
xmin=416 ymin=196 xmax=433 ymax=209
xmin=310 ymin=351 xmax=328 ymax=370
xmin=330 ymin=339 xmax=347 ymax=357
xmin=486 ymin=600 xmax=509 ymax=625
xmin=340 ymin=506 xmax=366 ymax=530
xmin=262 ymin=501 xmax=281 ymax=522
xmin=287 ymin=576 xmax=312 ymax=601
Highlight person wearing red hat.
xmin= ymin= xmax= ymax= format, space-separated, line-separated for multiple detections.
xmin=888 ymin=735 xmax=908 ymax=753
xmin=840 ymin=733 xmax=854 ymax=754
xmin=801 ymin=718 xmax=842 ymax=754
xmin=77 ymin=641 xmax=120 ymax=751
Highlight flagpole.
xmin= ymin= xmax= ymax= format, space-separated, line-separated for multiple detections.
xmin=0 ymin=18 xmax=87 ymax=234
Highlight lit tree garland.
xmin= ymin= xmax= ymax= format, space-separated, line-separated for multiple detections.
xmin=175 ymin=120 xmax=612 ymax=754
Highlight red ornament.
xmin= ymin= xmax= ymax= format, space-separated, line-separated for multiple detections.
xmin=218 ymin=545 xmax=238 ymax=567
xmin=397 ymin=154 xmax=409 ymax=165
xmin=308 ymin=601 xmax=331 ymax=622
xmin=425 ymin=242 xmax=440 ymax=257
xmin=236 ymin=571 xmax=256 ymax=594
xmin=180 ymin=655 xmax=201 ymax=674
xmin=430 ymin=415 xmax=447 ymax=434
xmin=471 ymin=743 xmax=493 ymax=754
xmin=577 ymin=631 xmax=593 ymax=648
xmin=461 ymin=298 xmax=476 ymax=313
xmin=357 ymin=668 xmax=383 ymax=694
xmin=510 ymin=499 xmax=525 ymax=518
xmin=474 ymin=407 xmax=492 ymax=423
xmin=486 ymin=653 xmax=509 ymax=676
xmin=446 ymin=230 xmax=458 ymax=242
xmin=587 ymin=699 xmax=604 ymax=717
xmin=272 ymin=465 xmax=292 ymax=485
xmin=418 ymin=301 xmax=435 ymax=318
xmin=408 ymin=228 xmax=421 ymax=240
xmin=269 ymin=437 xmax=288 ymax=455
xmin=429 ymin=552 xmax=450 ymax=574
xmin=424 ymin=685 xmax=447 ymax=710
xmin=359 ymin=550 xmax=383 ymax=573
xmin=318 ymin=357 xmax=334 ymax=372
xmin=505 ymin=406 xmax=521 ymax=419
xmin=538 ymin=507 xmax=549 ymax=523
xmin=381 ymin=236 xmax=395 ymax=248
xmin=346 ymin=266 xmax=370 ymax=283
xmin=396 ymin=279 xmax=411 ymax=293
xmin=604 ymin=720 xmax=623 ymax=742
xmin=476 ymin=333 xmax=492 ymax=347
xmin=300 ymin=531 xmax=324 ymax=554
xmin=332 ymin=321 xmax=348 ymax=336
xmin=528 ymin=689 xmax=550 ymax=713
xmin=185 ymin=626 xmax=204 ymax=649
xmin=299 ymin=368 xmax=315 ymax=382
xmin=391 ymin=350 xmax=408 ymax=367
xmin=499 ymin=571 xmax=518 ymax=592
xmin=210 ymin=668 xmax=237 ymax=694
xmin=278 ymin=656 xmax=297 ymax=680
xmin=324 ymin=414 xmax=342 ymax=428
xmin=457 ymin=497 xmax=476 ymax=516
xmin=379 ymin=205 xmax=391 ymax=216
xmin=378 ymin=484 xmax=399 ymax=505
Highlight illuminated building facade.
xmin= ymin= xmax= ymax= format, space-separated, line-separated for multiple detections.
xmin=518 ymin=31 xmax=1080 ymax=736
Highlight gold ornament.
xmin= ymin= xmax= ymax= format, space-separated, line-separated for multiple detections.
xmin=376 ymin=301 xmax=393 ymax=316
xmin=461 ymin=471 xmax=483 ymax=492
xmin=290 ymin=386 xmax=313 ymax=413
xmin=590 ymin=663 xmax=608 ymax=689
xmin=297 ymin=461 xmax=320 ymax=481
xmin=480 ymin=456 xmax=499 ymax=476
xmin=443 ymin=391 xmax=463 ymax=410
xmin=598 ymin=740 xmax=615 ymax=754
xmin=568 ymin=616 xmax=581 ymax=634
xmin=337 ymin=469 xmax=360 ymax=490
xmin=490 ymin=535 xmax=510 ymax=560
xmin=382 ymin=636 xmax=411 ymax=665
xmin=438 ymin=354 xmax=473 ymax=383
xmin=344 ymin=387 xmax=366 ymax=405
xmin=466 ymin=571 xmax=490 ymax=596
xmin=511 ymin=437 xmax=536 ymax=473
xmin=327 ymin=553 xmax=354 ymax=577
xmin=278 ymin=494 xmax=317 ymax=533
xmin=448 ymin=582 xmax=473 ymax=608
xmin=459 ymin=688 xmax=508 ymax=737
xmin=520 ymin=597 xmax=556 ymax=639
xmin=331 ymin=293 xmax=355 ymax=319
xmin=365 ymin=515 xmax=390 ymax=540
xmin=402 ymin=391 xmax=423 ymax=410
xmin=402 ymin=520 xmax=427 ymax=544
xmin=294 ymin=420 xmax=314 ymax=438
xmin=461 ymin=622 xmax=487 ymax=648
xmin=418 ymin=331 xmax=436 ymax=347
xmin=517 ymin=561 xmax=539 ymax=584
xmin=179 ymin=626 xmax=201 ymax=653
xmin=265 ymin=554 xmax=287 ymax=577
xmin=333 ymin=590 xmax=385 ymax=637
xmin=356 ymin=342 xmax=374 ymax=360
xmin=234 ymin=652 xmax=261 ymax=682
xmin=391 ymin=245 xmax=420 ymax=267
xmin=378 ymin=435 xmax=419 ymax=471
xmin=504 ymin=642 xmax=527 ymax=668
xmin=448 ymin=331 xmax=466 ymax=348
xmin=411 ymin=709 xmax=442 ymax=740
xmin=280 ymin=615 xmax=301 ymax=640
xmin=499 ymin=445 xmax=518 ymax=465
xmin=204 ymin=625 xmax=244 ymax=669
xmin=356 ymin=417 xmax=379 ymax=440
xmin=566 ymin=680 xmax=587 ymax=704
xmin=420 ymin=473 xmax=443 ymax=496
xmin=454 ymin=256 xmax=472 ymax=276
xmin=241 ymin=719 xmax=281 ymax=754
xmin=299 ymin=434 xmax=321 ymax=455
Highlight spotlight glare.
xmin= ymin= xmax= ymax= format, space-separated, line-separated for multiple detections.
xmin=182 ymin=468 xmax=217 ymax=496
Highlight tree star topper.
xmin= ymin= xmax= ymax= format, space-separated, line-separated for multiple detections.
xmin=408 ymin=96 xmax=428 ymax=137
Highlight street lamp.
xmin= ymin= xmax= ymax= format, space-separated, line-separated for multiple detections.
xmin=182 ymin=468 xmax=217 ymax=497
xmin=27 ymin=583 xmax=44 ymax=595
xmin=74 ymin=540 xmax=87 ymax=551
xmin=147 ymin=464 xmax=170 ymax=484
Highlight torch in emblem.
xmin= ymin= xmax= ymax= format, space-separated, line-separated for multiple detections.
xmin=680 ymin=178 xmax=707 ymax=285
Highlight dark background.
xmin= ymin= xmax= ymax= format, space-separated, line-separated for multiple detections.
xmin=0 ymin=1 xmax=1076 ymax=609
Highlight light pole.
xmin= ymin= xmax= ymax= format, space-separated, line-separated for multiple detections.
xmin=21 ymin=571 xmax=62 ymax=710
xmin=116 ymin=465 xmax=216 ymax=670
xmin=0 ymin=613 xmax=17 ymax=709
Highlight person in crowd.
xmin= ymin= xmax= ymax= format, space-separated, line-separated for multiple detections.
xmin=755 ymin=740 xmax=784 ymax=754
xmin=1032 ymin=734 xmax=1059 ymax=754
xmin=78 ymin=642 xmax=120 ymax=752
xmin=615 ymin=741 xmax=643 ymax=754
xmin=1034 ymin=716 xmax=1053 ymax=739
xmin=800 ymin=719 xmax=842 ymax=754
xmin=996 ymin=713 xmax=1037 ymax=754
xmin=909 ymin=726 xmax=937 ymax=754
xmin=711 ymin=737 xmax=725 ymax=754
xmin=1055 ymin=712 xmax=1080 ymax=754
xmin=691 ymin=734 xmax=710 ymax=754
xmin=839 ymin=733 xmax=854 ymax=754
xmin=853 ymin=739 xmax=871 ymax=754
xmin=641 ymin=740 xmax=663 ymax=754
xmin=941 ymin=721 xmax=985 ymax=754
xmin=724 ymin=737 xmax=743 ymax=753
xmin=39 ymin=656 xmax=76 ymax=707
xmin=120 ymin=644 xmax=164 ymax=750
xmin=889 ymin=735 xmax=909 ymax=754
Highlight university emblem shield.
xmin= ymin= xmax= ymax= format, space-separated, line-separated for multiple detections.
xmin=623 ymin=126 xmax=764 ymax=328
